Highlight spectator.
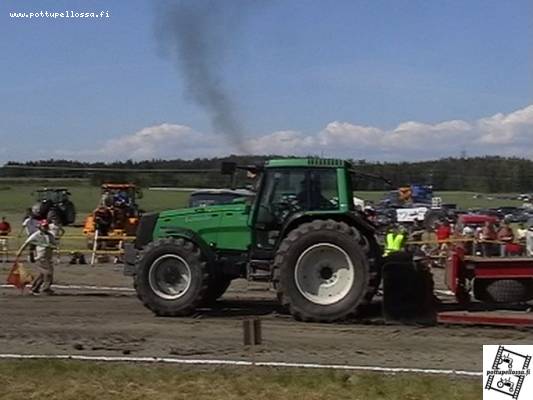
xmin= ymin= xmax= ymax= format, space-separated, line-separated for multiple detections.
xmin=516 ymin=223 xmax=527 ymax=242
xmin=462 ymin=225 xmax=474 ymax=236
xmin=22 ymin=212 xmax=39 ymax=263
xmin=436 ymin=220 xmax=452 ymax=252
xmin=22 ymin=213 xmax=39 ymax=235
xmin=436 ymin=221 xmax=451 ymax=242
xmin=49 ymin=220 xmax=65 ymax=263
xmin=409 ymin=221 xmax=425 ymax=242
xmin=420 ymin=225 xmax=437 ymax=256
xmin=383 ymin=224 xmax=407 ymax=257
xmin=0 ymin=216 xmax=11 ymax=236
xmin=497 ymin=220 xmax=515 ymax=256
xmin=527 ymin=222 xmax=533 ymax=257
xmin=49 ymin=220 xmax=64 ymax=239
xmin=459 ymin=224 xmax=475 ymax=255
xmin=480 ymin=221 xmax=497 ymax=256
xmin=0 ymin=216 xmax=11 ymax=262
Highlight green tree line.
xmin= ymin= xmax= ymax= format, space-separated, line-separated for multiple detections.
xmin=2 ymin=156 xmax=532 ymax=192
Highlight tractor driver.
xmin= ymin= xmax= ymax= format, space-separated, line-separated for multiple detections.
xmin=296 ymin=173 xmax=333 ymax=210
xmin=114 ymin=190 xmax=132 ymax=209
xmin=101 ymin=190 xmax=113 ymax=207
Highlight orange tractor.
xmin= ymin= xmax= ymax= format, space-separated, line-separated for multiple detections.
xmin=83 ymin=184 xmax=142 ymax=250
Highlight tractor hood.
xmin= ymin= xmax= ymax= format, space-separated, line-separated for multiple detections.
xmin=159 ymin=202 xmax=250 ymax=219
xmin=153 ymin=201 xmax=252 ymax=252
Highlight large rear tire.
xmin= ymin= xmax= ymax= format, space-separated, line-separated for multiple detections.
xmin=273 ymin=220 xmax=369 ymax=322
xmin=63 ymin=200 xmax=76 ymax=225
xmin=134 ymin=238 xmax=209 ymax=316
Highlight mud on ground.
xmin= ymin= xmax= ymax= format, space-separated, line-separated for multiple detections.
xmin=0 ymin=262 xmax=531 ymax=371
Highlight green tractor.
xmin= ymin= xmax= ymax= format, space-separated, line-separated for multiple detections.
xmin=124 ymin=158 xmax=382 ymax=322
xmin=31 ymin=188 xmax=76 ymax=226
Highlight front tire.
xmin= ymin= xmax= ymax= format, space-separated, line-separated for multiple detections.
xmin=273 ymin=220 xmax=369 ymax=322
xmin=134 ymin=238 xmax=209 ymax=316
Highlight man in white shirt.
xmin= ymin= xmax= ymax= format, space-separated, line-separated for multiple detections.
xmin=527 ymin=225 xmax=533 ymax=257
xmin=516 ymin=223 xmax=527 ymax=242
xmin=16 ymin=219 xmax=57 ymax=295
xmin=22 ymin=214 xmax=40 ymax=262
xmin=49 ymin=221 xmax=65 ymax=263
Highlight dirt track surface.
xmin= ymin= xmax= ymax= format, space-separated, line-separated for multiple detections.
xmin=1 ymin=262 xmax=531 ymax=372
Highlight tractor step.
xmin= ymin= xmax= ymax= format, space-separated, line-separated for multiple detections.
xmin=247 ymin=260 xmax=272 ymax=282
xmin=247 ymin=270 xmax=271 ymax=282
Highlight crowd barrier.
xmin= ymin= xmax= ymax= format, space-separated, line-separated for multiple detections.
xmin=0 ymin=234 xmax=528 ymax=265
xmin=0 ymin=234 xmax=135 ymax=265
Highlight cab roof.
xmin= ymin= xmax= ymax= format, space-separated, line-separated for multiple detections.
xmin=102 ymin=184 xmax=136 ymax=189
xmin=37 ymin=188 xmax=69 ymax=192
xmin=265 ymin=158 xmax=352 ymax=168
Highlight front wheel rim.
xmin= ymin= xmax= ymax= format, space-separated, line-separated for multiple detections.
xmin=294 ymin=243 xmax=355 ymax=305
xmin=148 ymin=254 xmax=192 ymax=300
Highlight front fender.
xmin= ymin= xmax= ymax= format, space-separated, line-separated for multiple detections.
xmin=124 ymin=228 xmax=217 ymax=277
xmin=158 ymin=228 xmax=217 ymax=263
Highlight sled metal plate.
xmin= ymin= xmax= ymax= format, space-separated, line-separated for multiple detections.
xmin=438 ymin=311 xmax=533 ymax=327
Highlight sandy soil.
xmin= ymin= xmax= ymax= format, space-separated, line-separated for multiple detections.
xmin=0 ymin=261 xmax=531 ymax=372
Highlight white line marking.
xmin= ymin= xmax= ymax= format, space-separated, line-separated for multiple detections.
xmin=0 ymin=284 xmax=134 ymax=292
xmin=0 ymin=353 xmax=482 ymax=377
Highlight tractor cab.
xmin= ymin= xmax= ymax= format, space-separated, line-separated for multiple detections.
xmin=84 ymin=184 xmax=143 ymax=239
xmin=100 ymin=184 xmax=142 ymax=213
xmin=34 ymin=188 xmax=71 ymax=204
xmin=249 ymin=159 xmax=352 ymax=250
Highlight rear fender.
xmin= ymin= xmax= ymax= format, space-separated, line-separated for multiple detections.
xmin=278 ymin=213 xmax=379 ymax=256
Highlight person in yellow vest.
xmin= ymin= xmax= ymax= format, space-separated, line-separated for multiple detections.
xmin=384 ymin=224 xmax=407 ymax=256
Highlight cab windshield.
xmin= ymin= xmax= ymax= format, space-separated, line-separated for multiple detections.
xmin=255 ymin=168 xmax=339 ymax=226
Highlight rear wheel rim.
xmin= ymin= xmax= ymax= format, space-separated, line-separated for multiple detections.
xmin=148 ymin=254 xmax=192 ymax=300
xmin=294 ymin=243 xmax=355 ymax=305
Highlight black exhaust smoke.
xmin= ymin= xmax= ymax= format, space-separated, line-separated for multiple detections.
xmin=155 ymin=0 xmax=254 ymax=153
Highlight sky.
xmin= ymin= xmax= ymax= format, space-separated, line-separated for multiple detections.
xmin=0 ymin=0 xmax=531 ymax=163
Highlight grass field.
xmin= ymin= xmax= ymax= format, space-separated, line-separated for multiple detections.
xmin=0 ymin=183 xmax=190 ymax=226
xmin=0 ymin=183 xmax=190 ymax=250
xmin=0 ymin=360 xmax=481 ymax=400
xmin=1 ymin=181 xmax=525 ymax=224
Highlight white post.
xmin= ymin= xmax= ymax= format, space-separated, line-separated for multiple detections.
xmin=0 ymin=238 xmax=7 ymax=263
xmin=90 ymin=230 xmax=99 ymax=266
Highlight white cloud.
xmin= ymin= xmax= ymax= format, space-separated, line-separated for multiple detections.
xmin=245 ymin=130 xmax=316 ymax=154
xmin=55 ymin=104 xmax=533 ymax=161
xmin=319 ymin=122 xmax=383 ymax=148
xmin=56 ymin=123 xmax=229 ymax=161
xmin=101 ymin=123 xmax=210 ymax=159
xmin=477 ymin=105 xmax=533 ymax=145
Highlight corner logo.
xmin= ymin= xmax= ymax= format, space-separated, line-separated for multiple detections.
xmin=484 ymin=345 xmax=532 ymax=399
